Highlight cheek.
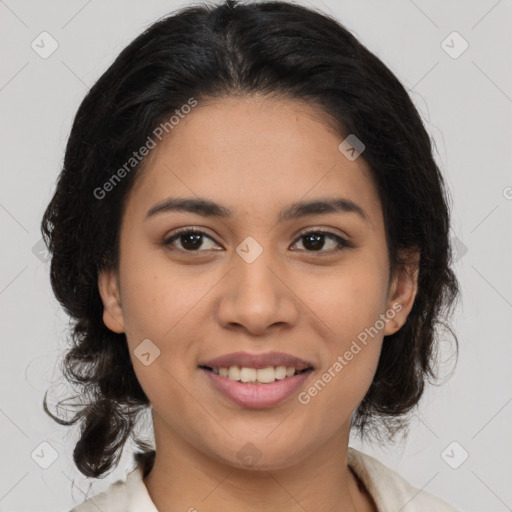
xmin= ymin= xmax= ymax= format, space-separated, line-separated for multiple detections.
xmin=293 ymin=250 xmax=388 ymax=399
xmin=300 ymin=253 xmax=389 ymax=341
xmin=118 ymin=252 xmax=222 ymax=400
xmin=118 ymin=261 xmax=206 ymax=420
xmin=119 ymin=249 xmax=208 ymax=339
xmin=294 ymin=273 xmax=385 ymax=436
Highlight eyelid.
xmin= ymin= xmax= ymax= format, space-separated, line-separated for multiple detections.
xmin=294 ymin=225 xmax=351 ymax=241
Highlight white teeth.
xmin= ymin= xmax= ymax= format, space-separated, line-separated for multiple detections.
xmin=212 ymin=365 xmax=303 ymax=384
xmin=275 ymin=366 xmax=287 ymax=380
xmin=240 ymin=367 xmax=257 ymax=383
xmin=228 ymin=366 xmax=241 ymax=381
xmin=257 ymin=367 xmax=276 ymax=383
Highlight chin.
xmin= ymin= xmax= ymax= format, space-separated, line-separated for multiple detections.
xmin=207 ymin=436 xmax=309 ymax=472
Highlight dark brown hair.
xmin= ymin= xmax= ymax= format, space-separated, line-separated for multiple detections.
xmin=41 ymin=0 xmax=460 ymax=479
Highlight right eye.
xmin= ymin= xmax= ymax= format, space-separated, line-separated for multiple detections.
xmin=162 ymin=228 xmax=221 ymax=252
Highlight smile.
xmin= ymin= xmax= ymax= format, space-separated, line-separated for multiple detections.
xmin=200 ymin=365 xmax=314 ymax=408
xmin=201 ymin=365 xmax=311 ymax=384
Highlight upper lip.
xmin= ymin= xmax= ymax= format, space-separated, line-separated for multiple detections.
xmin=199 ymin=351 xmax=313 ymax=371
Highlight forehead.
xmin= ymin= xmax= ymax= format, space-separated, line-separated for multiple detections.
xmin=126 ymin=95 xmax=382 ymax=226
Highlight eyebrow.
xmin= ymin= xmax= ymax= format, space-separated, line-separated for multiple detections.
xmin=145 ymin=196 xmax=368 ymax=223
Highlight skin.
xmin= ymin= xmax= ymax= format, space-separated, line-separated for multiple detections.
xmin=98 ymin=95 xmax=419 ymax=512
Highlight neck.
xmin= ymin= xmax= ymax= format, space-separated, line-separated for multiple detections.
xmin=142 ymin=414 xmax=376 ymax=512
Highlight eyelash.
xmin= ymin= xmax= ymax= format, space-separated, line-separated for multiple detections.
xmin=162 ymin=227 xmax=353 ymax=255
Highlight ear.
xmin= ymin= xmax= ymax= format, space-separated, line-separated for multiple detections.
xmin=383 ymin=248 xmax=420 ymax=336
xmin=97 ymin=268 xmax=125 ymax=333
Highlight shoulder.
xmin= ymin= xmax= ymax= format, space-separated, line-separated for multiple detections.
xmin=68 ymin=463 xmax=158 ymax=512
xmin=348 ymin=447 xmax=460 ymax=512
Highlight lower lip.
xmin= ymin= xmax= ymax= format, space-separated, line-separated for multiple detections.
xmin=201 ymin=368 xmax=313 ymax=408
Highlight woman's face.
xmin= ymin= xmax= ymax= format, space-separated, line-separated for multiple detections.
xmin=99 ymin=95 xmax=418 ymax=469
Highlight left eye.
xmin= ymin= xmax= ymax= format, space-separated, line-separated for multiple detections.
xmin=291 ymin=230 xmax=351 ymax=253
xmin=163 ymin=229 xmax=351 ymax=254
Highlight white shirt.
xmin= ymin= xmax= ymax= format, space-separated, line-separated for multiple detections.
xmin=70 ymin=447 xmax=459 ymax=511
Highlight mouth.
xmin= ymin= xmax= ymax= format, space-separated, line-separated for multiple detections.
xmin=199 ymin=364 xmax=313 ymax=384
xmin=199 ymin=364 xmax=314 ymax=408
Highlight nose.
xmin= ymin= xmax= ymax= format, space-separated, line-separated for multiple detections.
xmin=216 ymin=246 xmax=299 ymax=336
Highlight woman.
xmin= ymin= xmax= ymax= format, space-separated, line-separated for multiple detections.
xmin=41 ymin=1 xmax=460 ymax=510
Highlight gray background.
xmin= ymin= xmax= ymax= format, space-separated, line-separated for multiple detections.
xmin=1 ymin=0 xmax=511 ymax=510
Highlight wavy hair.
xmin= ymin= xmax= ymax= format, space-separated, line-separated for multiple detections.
xmin=41 ymin=0 xmax=460 ymax=479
